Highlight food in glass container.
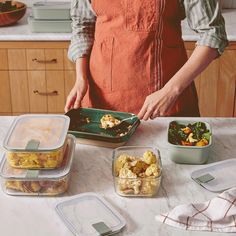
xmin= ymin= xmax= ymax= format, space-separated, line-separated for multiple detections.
xmin=0 ymin=135 xmax=75 ymax=196
xmin=168 ymin=121 xmax=211 ymax=146
xmin=5 ymin=178 xmax=68 ymax=195
xmin=6 ymin=145 xmax=66 ymax=169
xmin=100 ymin=114 xmax=121 ymax=129
xmin=113 ymin=148 xmax=162 ymax=197
xmin=3 ymin=114 xmax=70 ymax=169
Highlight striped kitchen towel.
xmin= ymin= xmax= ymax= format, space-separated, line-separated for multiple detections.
xmin=156 ymin=188 xmax=236 ymax=233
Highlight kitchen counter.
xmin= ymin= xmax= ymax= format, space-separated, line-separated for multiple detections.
xmin=0 ymin=9 xmax=235 ymax=41
xmin=0 ymin=116 xmax=235 ymax=236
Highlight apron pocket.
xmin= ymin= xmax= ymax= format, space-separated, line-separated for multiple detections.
xmin=89 ymin=37 xmax=114 ymax=93
xmin=125 ymin=0 xmax=158 ymax=32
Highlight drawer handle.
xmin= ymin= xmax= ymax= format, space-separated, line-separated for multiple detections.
xmin=33 ymin=90 xmax=59 ymax=96
xmin=32 ymin=58 xmax=57 ymax=64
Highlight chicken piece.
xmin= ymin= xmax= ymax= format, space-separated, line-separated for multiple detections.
xmin=100 ymin=114 xmax=121 ymax=129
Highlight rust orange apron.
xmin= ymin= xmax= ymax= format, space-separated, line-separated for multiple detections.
xmin=83 ymin=0 xmax=200 ymax=116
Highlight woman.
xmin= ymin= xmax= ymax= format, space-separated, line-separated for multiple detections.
xmin=65 ymin=0 xmax=228 ymax=120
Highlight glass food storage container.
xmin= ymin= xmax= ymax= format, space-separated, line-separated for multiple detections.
xmin=3 ymin=114 xmax=70 ymax=169
xmin=167 ymin=120 xmax=212 ymax=164
xmin=0 ymin=134 xmax=76 ymax=196
xmin=112 ymin=146 xmax=162 ymax=197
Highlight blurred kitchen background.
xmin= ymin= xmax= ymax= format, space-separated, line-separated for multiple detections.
xmin=0 ymin=0 xmax=236 ymax=117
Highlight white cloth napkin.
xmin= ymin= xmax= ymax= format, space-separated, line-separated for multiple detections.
xmin=156 ymin=188 xmax=236 ymax=233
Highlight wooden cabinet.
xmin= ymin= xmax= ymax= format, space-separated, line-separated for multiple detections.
xmin=0 ymin=41 xmax=75 ymax=115
xmin=218 ymin=49 xmax=236 ymax=117
xmin=0 ymin=41 xmax=235 ymax=116
xmin=186 ymin=42 xmax=236 ymax=117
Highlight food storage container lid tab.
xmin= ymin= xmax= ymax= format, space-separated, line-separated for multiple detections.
xmin=3 ymin=114 xmax=70 ymax=151
xmin=55 ymin=192 xmax=126 ymax=236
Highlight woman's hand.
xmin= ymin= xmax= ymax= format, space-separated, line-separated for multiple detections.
xmin=138 ymin=46 xmax=219 ymax=120
xmin=64 ymin=57 xmax=90 ymax=113
xmin=138 ymin=85 xmax=180 ymax=120
xmin=64 ymin=77 xmax=88 ymax=113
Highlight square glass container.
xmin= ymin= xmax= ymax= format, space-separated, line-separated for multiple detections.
xmin=0 ymin=134 xmax=76 ymax=196
xmin=3 ymin=114 xmax=70 ymax=169
xmin=112 ymin=146 xmax=162 ymax=197
xmin=167 ymin=120 xmax=212 ymax=164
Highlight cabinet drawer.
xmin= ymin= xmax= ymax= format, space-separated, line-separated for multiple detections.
xmin=27 ymin=49 xmax=45 ymax=70
xmin=28 ymin=71 xmax=47 ymax=112
xmin=0 ymin=50 xmax=8 ymax=70
xmin=46 ymin=71 xmax=65 ymax=112
xmin=8 ymin=49 xmax=27 ymax=70
xmin=45 ymin=49 xmax=64 ymax=70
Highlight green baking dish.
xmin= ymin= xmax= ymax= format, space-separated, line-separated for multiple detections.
xmin=32 ymin=2 xmax=71 ymax=20
xmin=65 ymin=108 xmax=140 ymax=147
xmin=28 ymin=16 xmax=72 ymax=33
xmin=167 ymin=120 xmax=212 ymax=164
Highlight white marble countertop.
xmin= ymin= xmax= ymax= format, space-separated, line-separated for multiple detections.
xmin=0 ymin=116 xmax=235 ymax=236
xmin=0 ymin=9 xmax=235 ymax=41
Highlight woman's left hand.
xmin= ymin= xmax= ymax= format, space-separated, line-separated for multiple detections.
xmin=138 ymin=85 xmax=180 ymax=120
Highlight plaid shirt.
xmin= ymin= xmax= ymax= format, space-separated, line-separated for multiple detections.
xmin=68 ymin=0 xmax=228 ymax=62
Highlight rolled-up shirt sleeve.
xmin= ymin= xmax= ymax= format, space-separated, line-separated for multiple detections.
xmin=68 ymin=0 xmax=96 ymax=62
xmin=183 ymin=0 xmax=228 ymax=55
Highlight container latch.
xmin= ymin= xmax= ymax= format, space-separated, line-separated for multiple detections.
xmin=92 ymin=222 xmax=112 ymax=235
xmin=25 ymin=139 xmax=40 ymax=150
xmin=195 ymin=173 xmax=215 ymax=184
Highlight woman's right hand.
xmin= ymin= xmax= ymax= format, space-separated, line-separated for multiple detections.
xmin=64 ymin=77 xmax=88 ymax=113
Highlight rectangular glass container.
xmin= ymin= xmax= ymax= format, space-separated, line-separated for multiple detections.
xmin=112 ymin=146 xmax=162 ymax=197
xmin=167 ymin=120 xmax=212 ymax=164
xmin=3 ymin=114 xmax=70 ymax=169
xmin=32 ymin=2 xmax=71 ymax=20
xmin=0 ymin=134 xmax=76 ymax=196
xmin=28 ymin=16 xmax=72 ymax=33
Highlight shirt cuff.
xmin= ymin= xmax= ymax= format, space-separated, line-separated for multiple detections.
xmin=196 ymin=33 xmax=229 ymax=55
xmin=68 ymin=37 xmax=94 ymax=62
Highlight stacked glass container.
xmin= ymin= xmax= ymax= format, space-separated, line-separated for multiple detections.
xmin=28 ymin=2 xmax=72 ymax=33
xmin=0 ymin=114 xmax=76 ymax=196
